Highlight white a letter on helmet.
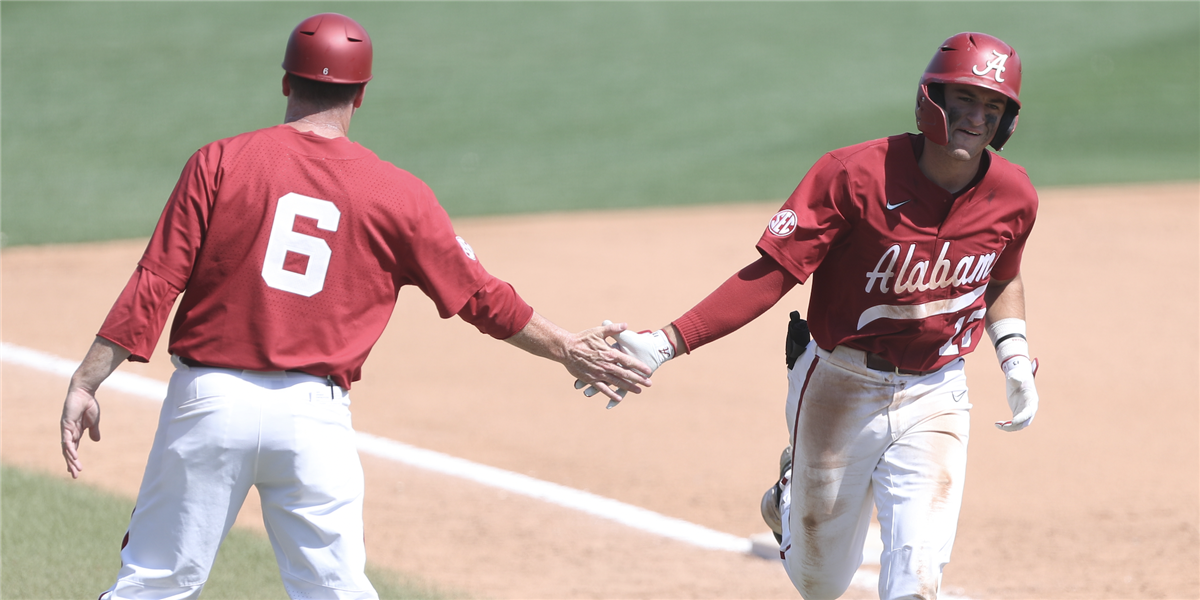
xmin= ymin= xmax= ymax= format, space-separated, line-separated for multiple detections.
xmin=972 ymin=50 xmax=1009 ymax=83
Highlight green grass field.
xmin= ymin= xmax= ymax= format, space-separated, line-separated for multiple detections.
xmin=2 ymin=2 xmax=1197 ymax=246
xmin=0 ymin=465 xmax=454 ymax=599
xmin=1 ymin=2 xmax=1198 ymax=596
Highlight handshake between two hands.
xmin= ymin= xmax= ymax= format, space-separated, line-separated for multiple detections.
xmin=574 ymin=321 xmax=675 ymax=409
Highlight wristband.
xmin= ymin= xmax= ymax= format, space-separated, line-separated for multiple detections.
xmin=987 ymin=318 xmax=1029 ymax=366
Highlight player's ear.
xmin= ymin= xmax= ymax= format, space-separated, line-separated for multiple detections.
xmin=282 ymin=74 xmax=292 ymax=98
xmin=352 ymin=83 xmax=367 ymax=109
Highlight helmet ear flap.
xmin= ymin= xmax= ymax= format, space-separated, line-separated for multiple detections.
xmin=915 ymin=82 xmax=949 ymax=146
xmin=989 ymin=103 xmax=1020 ymax=151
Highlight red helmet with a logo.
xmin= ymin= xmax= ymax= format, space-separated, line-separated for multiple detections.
xmin=915 ymin=32 xmax=1021 ymax=150
xmin=282 ymin=13 xmax=373 ymax=84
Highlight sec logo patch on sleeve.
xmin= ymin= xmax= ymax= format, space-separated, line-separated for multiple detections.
xmin=456 ymin=236 xmax=477 ymax=260
xmin=768 ymin=210 xmax=798 ymax=237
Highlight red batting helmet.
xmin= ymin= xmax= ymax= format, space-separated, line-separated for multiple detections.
xmin=915 ymin=32 xmax=1022 ymax=150
xmin=282 ymin=13 xmax=373 ymax=84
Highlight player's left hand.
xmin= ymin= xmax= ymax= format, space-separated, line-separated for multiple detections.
xmin=61 ymin=387 xmax=102 ymax=479
xmin=996 ymin=356 xmax=1039 ymax=432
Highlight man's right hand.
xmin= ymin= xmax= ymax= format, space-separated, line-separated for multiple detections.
xmin=504 ymin=314 xmax=652 ymax=404
xmin=575 ymin=321 xmax=677 ymax=408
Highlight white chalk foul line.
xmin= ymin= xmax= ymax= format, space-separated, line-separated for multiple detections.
xmin=2 ymin=342 xmax=169 ymax=399
xmin=355 ymin=432 xmax=751 ymax=553
xmin=1 ymin=342 xmax=750 ymax=554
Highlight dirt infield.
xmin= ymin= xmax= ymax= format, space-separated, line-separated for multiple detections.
xmin=3 ymin=181 xmax=1197 ymax=599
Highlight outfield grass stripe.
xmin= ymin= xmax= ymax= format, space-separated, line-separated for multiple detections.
xmin=4 ymin=3 xmax=1197 ymax=246
xmin=2 ymin=341 xmax=753 ymax=554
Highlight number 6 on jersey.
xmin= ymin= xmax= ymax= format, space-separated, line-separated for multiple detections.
xmin=261 ymin=192 xmax=340 ymax=297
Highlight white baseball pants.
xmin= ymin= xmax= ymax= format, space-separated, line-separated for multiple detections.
xmin=780 ymin=343 xmax=971 ymax=600
xmin=103 ymin=358 xmax=377 ymax=600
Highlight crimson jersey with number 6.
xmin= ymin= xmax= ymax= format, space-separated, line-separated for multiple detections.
xmin=756 ymin=133 xmax=1037 ymax=373
xmin=135 ymin=125 xmax=492 ymax=387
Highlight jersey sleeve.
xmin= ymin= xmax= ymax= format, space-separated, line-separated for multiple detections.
xmin=989 ymin=222 xmax=1031 ymax=281
xmin=456 ymin=274 xmax=535 ymax=339
xmin=393 ymin=181 xmax=493 ymax=319
xmin=986 ymin=169 xmax=1039 ymax=282
xmin=137 ymin=147 xmax=217 ymax=291
xmin=755 ymin=153 xmax=856 ymax=283
xmin=97 ymin=266 xmax=184 ymax=362
xmin=101 ymin=146 xmax=217 ymax=361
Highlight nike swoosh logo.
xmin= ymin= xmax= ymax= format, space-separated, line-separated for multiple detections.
xmin=886 ymin=199 xmax=912 ymax=210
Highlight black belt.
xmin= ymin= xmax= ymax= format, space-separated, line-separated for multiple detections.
xmin=179 ymin=356 xmax=217 ymax=369
xmin=864 ymin=352 xmax=939 ymax=377
xmin=179 ymin=356 xmax=308 ymax=375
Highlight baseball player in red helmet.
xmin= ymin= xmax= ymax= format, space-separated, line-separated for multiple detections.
xmin=59 ymin=13 xmax=651 ymax=599
xmin=583 ymin=32 xmax=1039 ymax=599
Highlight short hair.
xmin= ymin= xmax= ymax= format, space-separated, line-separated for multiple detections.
xmin=286 ymin=73 xmax=362 ymax=110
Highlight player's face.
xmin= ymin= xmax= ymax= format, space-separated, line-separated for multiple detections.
xmin=940 ymin=83 xmax=1008 ymax=161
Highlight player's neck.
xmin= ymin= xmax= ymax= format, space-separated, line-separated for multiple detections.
xmin=284 ymin=105 xmax=353 ymax=139
xmin=917 ymin=144 xmax=984 ymax=194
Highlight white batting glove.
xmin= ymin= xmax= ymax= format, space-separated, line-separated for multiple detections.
xmin=988 ymin=318 xmax=1040 ymax=432
xmin=574 ymin=321 xmax=675 ymax=409
xmin=997 ymin=355 xmax=1039 ymax=431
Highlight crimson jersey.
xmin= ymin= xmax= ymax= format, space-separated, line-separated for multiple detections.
xmin=99 ymin=125 xmax=531 ymax=388
xmin=757 ymin=134 xmax=1037 ymax=372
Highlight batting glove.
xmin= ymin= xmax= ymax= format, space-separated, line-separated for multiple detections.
xmin=988 ymin=318 xmax=1040 ymax=432
xmin=997 ymin=355 xmax=1039 ymax=431
xmin=575 ymin=321 xmax=675 ymax=409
